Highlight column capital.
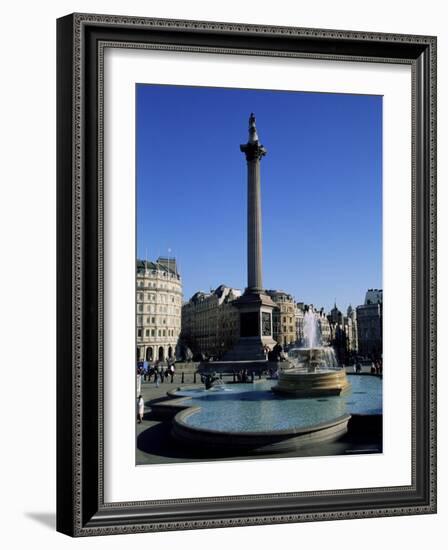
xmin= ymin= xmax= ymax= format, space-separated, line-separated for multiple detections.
xmin=240 ymin=142 xmax=267 ymax=161
xmin=240 ymin=112 xmax=267 ymax=161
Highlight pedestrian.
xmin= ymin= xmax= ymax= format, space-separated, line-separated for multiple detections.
xmin=154 ymin=362 xmax=159 ymax=387
xmin=169 ymin=363 xmax=175 ymax=383
xmin=137 ymin=395 xmax=144 ymax=423
xmin=272 ymin=341 xmax=283 ymax=362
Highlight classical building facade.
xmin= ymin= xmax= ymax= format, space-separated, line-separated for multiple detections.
xmin=266 ymin=290 xmax=296 ymax=347
xmin=356 ymin=289 xmax=383 ymax=359
xmin=181 ymin=285 xmax=242 ymax=357
xmin=136 ymin=257 xmax=182 ymax=363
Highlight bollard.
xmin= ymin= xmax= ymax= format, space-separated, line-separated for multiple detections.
xmin=193 ymin=372 xmax=197 ymax=384
xmin=181 ymin=371 xmax=185 ymax=383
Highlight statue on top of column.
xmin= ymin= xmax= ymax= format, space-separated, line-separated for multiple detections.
xmin=241 ymin=113 xmax=267 ymax=159
xmin=248 ymin=112 xmax=259 ymax=143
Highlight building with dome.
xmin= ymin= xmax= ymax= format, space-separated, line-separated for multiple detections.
xmin=136 ymin=257 xmax=182 ymax=362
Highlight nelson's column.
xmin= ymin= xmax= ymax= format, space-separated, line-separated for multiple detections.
xmin=223 ymin=113 xmax=277 ymax=361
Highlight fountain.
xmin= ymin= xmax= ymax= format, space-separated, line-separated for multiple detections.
xmin=148 ymin=310 xmax=378 ymax=454
xmin=156 ymin=375 xmax=381 ymax=454
xmin=272 ymin=308 xmax=351 ymax=396
xmin=201 ymin=372 xmax=225 ymax=390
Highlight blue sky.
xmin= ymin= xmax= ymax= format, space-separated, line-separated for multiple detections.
xmin=136 ymin=84 xmax=382 ymax=313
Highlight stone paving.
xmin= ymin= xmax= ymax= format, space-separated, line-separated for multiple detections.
xmin=135 ymin=368 xmax=382 ymax=465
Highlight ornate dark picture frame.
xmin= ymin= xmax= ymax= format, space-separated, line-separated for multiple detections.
xmin=56 ymin=13 xmax=437 ymax=537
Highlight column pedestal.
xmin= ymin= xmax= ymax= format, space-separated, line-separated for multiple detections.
xmin=222 ymin=291 xmax=277 ymax=361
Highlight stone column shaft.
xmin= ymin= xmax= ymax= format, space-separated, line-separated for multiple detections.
xmin=247 ymin=158 xmax=263 ymax=292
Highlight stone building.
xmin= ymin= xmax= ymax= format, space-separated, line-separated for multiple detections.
xmin=324 ymin=303 xmax=359 ymax=363
xmin=329 ymin=302 xmax=344 ymax=326
xmin=294 ymin=302 xmax=305 ymax=344
xmin=345 ymin=305 xmax=358 ymax=354
xmin=136 ymin=257 xmax=182 ymax=363
xmin=356 ymin=289 xmax=383 ymax=359
xmin=266 ymin=290 xmax=296 ymax=347
xmin=317 ymin=308 xmax=332 ymax=345
xmin=181 ymin=285 xmax=241 ymax=357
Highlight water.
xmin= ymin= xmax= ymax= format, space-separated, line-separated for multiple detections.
xmin=303 ymin=308 xmax=321 ymax=348
xmin=173 ymin=377 xmax=382 ymax=433
xmin=290 ymin=308 xmax=339 ymax=370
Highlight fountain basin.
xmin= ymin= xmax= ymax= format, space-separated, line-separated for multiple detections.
xmin=273 ymin=368 xmax=351 ymax=397
xmin=172 ymin=409 xmax=351 ymax=453
xmin=149 ymin=378 xmax=381 ymax=454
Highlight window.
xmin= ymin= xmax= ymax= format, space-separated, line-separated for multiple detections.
xmin=138 ymin=305 xmax=143 ymax=312
xmin=151 ymin=329 xmax=155 ymax=337
xmin=151 ymin=317 xmax=155 ymax=324
xmin=145 ymin=329 xmax=149 ymax=337
xmin=137 ymin=329 xmax=142 ymax=337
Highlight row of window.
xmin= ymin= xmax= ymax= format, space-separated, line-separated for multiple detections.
xmin=137 ymin=304 xmax=180 ymax=315
xmin=137 ymin=279 xmax=180 ymax=289
xmin=136 ymin=316 xmax=180 ymax=326
xmin=136 ymin=292 xmax=181 ymax=303
xmin=137 ymin=328 xmax=178 ymax=338
xmin=138 ymin=269 xmax=178 ymax=278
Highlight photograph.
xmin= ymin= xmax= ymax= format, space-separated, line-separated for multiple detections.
xmin=53 ymin=9 xmax=436 ymax=537
xmin=134 ymin=84 xmax=384 ymax=465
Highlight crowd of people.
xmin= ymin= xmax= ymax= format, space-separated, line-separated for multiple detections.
xmin=137 ymin=360 xmax=176 ymax=386
xmin=352 ymin=357 xmax=383 ymax=375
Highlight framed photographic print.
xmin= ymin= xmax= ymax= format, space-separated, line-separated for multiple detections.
xmin=56 ymin=13 xmax=437 ymax=536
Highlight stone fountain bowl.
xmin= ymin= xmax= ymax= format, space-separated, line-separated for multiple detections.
xmin=171 ymin=406 xmax=350 ymax=454
xmin=272 ymin=367 xmax=351 ymax=397
xmin=288 ymin=347 xmax=339 ymax=368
